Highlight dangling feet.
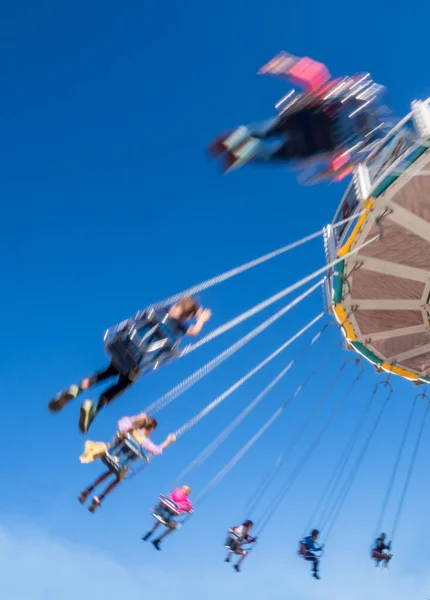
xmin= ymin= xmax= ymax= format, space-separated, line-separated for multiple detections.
xmin=152 ymin=539 xmax=161 ymax=551
xmin=142 ymin=532 xmax=151 ymax=542
xmin=233 ymin=564 xmax=241 ymax=573
xmin=48 ymin=385 xmax=80 ymax=412
xmin=225 ymin=555 xmax=231 ymax=563
xmin=88 ymin=496 xmax=101 ymax=513
xmin=383 ymin=555 xmax=392 ymax=568
xmin=208 ymin=126 xmax=249 ymax=159
xmin=209 ymin=126 xmax=261 ymax=173
xmin=79 ymin=400 xmax=98 ymax=434
xmin=78 ymin=489 xmax=91 ymax=504
xmin=312 ymin=571 xmax=320 ymax=580
xmin=222 ymin=138 xmax=260 ymax=174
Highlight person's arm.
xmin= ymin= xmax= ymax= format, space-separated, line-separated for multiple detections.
xmin=141 ymin=434 xmax=177 ymax=456
xmin=186 ymin=309 xmax=212 ymax=337
xmin=310 ymin=540 xmax=322 ymax=552
xmin=160 ymin=433 xmax=177 ymax=450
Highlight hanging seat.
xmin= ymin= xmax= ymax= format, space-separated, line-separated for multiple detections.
xmin=152 ymin=494 xmax=182 ymax=525
xmin=225 ymin=528 xmax=242 ymax=550
xmin=103 ymin=308 xmax=181 ymax=376
xmin=101 ymin=433 xmax=149 ymax=478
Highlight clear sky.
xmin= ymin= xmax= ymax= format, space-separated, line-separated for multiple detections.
xmin=2 ymin=1 xmax=430 ymax=599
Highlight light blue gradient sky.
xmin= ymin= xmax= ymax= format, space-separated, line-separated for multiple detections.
xmin=2 ymin=1 xmax=430 ymax=598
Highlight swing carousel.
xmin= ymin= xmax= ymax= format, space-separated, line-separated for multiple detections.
xmin=326 ymin=98 xmax=430 ymax=384
xmin=62 ymin=87 xmax=430 ymax=577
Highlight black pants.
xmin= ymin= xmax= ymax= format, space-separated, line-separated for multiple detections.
xmin=267 ymin=109 xmax=335 ymax=159
xmin=305 ymin=552 xmax=319 ymax=572
xmin=85 ymin=363 xmax=135 ymax=408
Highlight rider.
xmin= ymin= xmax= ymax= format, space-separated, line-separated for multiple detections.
xmin=142 ymin=485 xmax=194 ymax=550
xmin=225 ymin=520 xmax=257 ymax=572
xmin=209 ymin=52 xmax=386 ymax=178
xmin=372 ymin=533 xmax=393 ymax=566
xmin=78 ymin=413 xmax=176 ymax=512
xmin=300 ymin=529 xmax=324 ymax=580
xmin=48 ymin=296 xmax=212 ymax=433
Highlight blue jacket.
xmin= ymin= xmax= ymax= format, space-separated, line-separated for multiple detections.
xmin=302 ymin=536 xmax=322 ymax=552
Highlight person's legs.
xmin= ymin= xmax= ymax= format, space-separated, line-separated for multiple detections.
xmin=233 ymin=549 xmax=247 ymax=572
xmin=49 ymin=364 xmax=118 ymax=412
xmin=78 ymin=470 xmax=112 ymax=503
xmin=88 ymin=474 xmax=122 ymax=512
xmin=142 ymin=521 xmax=161 ymax=541
xmin=382 ymin=552 xmax=392 ymax=565
xmin=311 ymin=557 xmax=319 ymax=578
xmin=152 ymin=520 xmax=177 ymax=550
xmin=97 ymin=373 xmax=134 ymax=409
xmin=80 ymin=363 xmax=119 ymax=391
xmin=305 ymin=552 xmax=319 ymax=578
xmin=373 ymin=550 xmax=382 ymax=561
xmin=78 ymin=372 xmax=133 ymax=434
xmin=97 ymin=477 xmax=121 ymax=501
xmin=156 ymin=527 xmax=176 ymax=542
xmin=309 ymin=110 xmax=335 ymax=153
xmin=252 ymin=119 xmax=314 ymax=163
xmin=266 ymin=108 xmax=335 ymax=162
xmin=225 ymin=540 xmax=236 ymax=562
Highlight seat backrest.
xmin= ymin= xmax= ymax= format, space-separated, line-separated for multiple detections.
xmin=105 ymin=308 xmax=183 ymax=375
xmin=159 ymin=495 xmax=180 ymax=515
xmin=228 ymin=529 xmax=241 ymax=541
xmin=123 ymin=433 xmax=146 ymax=459
xmin=298 ymin=541 xmax=307 ymax=557
xmin=102 ymin=434 xmax=148 ymax=476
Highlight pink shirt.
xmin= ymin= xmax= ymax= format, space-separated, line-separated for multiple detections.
xmin=170 ymin=488 xmax=193 ymax=514
xmin=117 ymin=416 xmax=163 ymax=456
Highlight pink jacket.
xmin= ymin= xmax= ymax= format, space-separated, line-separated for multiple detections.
xmin=117 ymin=416 xmax=163 ymax=456
xmin=170 ymin=488 xmax=193 ymax=514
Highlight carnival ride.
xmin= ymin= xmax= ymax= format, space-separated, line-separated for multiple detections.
xmin=54 ymin=58 xmax=430 ymax=576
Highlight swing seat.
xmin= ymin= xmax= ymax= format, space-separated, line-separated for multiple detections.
xmin=225 ymin=529 xmax=241 ymax=549
xmin=371 ymin=549 xmax=380 ymax=561
xmin=104 ymin=308 xmax=181 ymax=376
xmin=152 ymin=494 xmax=181 ymax=525
xmin=102 ymin=434 xmax=148 ymax=477
xmin=372 ymin=549 xmax=391 ymax=563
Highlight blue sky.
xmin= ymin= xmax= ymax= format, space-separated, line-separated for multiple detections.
xmin=2 ymin=1 xmax=430 ymax=598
